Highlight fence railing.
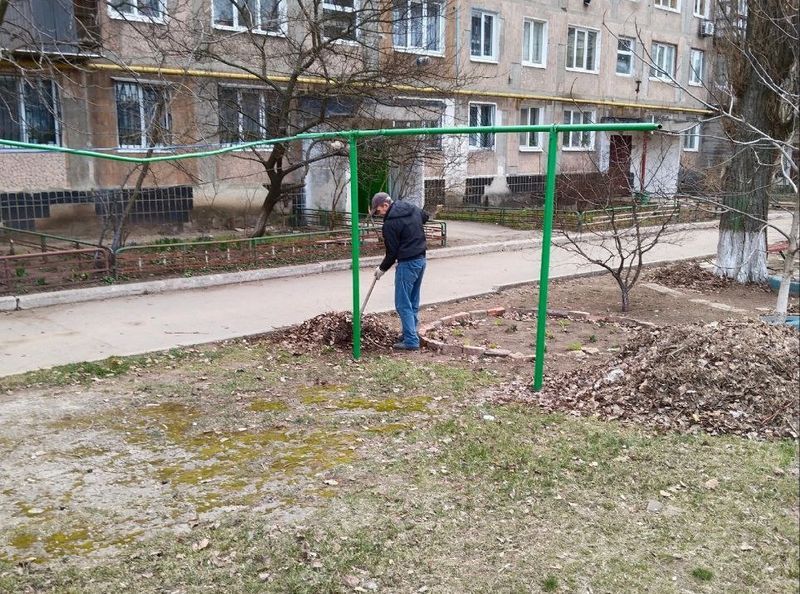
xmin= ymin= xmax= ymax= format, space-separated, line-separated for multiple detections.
xmin=0 ymin=226 xmax=102 ymax=254
xmin=436 ymin=198 xmax=720 ymax=231
xmin=113 ymin=228 xmax=387 ymax=279
xmin=0 ymin=248 xmax=112 ymax=294
xmin=284 ymin=208 xmax=447 ymax=246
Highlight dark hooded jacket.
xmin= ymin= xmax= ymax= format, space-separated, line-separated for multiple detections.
xmin=378 ymin=200 xmax=429 ymax=271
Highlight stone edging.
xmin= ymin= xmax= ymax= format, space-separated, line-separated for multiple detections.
xmin=419 ymin=307 xmax=656 ymax=359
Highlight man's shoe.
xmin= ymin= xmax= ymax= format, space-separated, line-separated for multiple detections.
xmin=392 ymin=342 xmax=419 ymax=351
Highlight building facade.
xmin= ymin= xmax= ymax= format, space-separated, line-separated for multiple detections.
xmin=0 ymin=0 xmax=718 ymax=231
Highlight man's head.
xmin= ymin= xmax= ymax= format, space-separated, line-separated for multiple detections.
xmin=370 ymin=192 xmax=392 ymax=217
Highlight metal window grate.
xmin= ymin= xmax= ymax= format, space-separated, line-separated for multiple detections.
xmin=463 ymin=177 xmax=493 ymax=205
xmin=424 ymin=178 xmax=445 ymax=206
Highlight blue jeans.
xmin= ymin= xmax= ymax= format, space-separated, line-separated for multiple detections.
xmin=395 ymin=257 xmax=426 ymax=347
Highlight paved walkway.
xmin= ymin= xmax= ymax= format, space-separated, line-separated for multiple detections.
xmin=0 ymin=220 xmax=789 ymax=376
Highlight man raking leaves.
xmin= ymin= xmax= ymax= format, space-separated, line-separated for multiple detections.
xmin=371 ymin=192 xmax=429 ymax=351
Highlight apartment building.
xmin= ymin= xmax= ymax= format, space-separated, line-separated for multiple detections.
xmin=0 ymin=0 xmax=717 ymax=230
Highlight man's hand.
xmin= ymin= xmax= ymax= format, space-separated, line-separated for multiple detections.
xmin=374 ymin=267 xmax=385 ymax=280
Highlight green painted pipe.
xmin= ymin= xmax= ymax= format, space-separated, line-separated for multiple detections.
xmin=533 ymin=128 xmax=560 ymax=391
xmin=348 ymin=134 xmax=362 ymax=360
xmin=0 ymin=123 xmax=659 ymax=164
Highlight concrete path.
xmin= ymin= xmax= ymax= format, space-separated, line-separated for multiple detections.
xmin=0 ymin=219 xmax=789 ymax=377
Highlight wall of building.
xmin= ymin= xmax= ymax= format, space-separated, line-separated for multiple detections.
xmin=1 ymin=0 xmax=716 ymax=227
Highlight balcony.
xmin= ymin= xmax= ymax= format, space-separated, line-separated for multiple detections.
xmin=0 ymin=0 xmax=100 ymax=57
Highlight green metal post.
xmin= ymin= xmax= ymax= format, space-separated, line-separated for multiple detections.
xmin=533 ymin=127 xmax=559 ymax=391
xmin=348 ymin=134 xmax=362 ymax=360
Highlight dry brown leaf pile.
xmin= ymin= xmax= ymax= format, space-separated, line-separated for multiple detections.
xmin=279 ymin=312 xmax=396 ymax=352
xmin=499 ymin=319 xmax=799 ymax=440
xmin=647 ymin=261 xmax=736 ymax=291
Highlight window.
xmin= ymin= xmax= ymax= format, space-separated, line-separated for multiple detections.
xmin=616 ymin=36 xmax=634 ymax=75
xmin=689 ymin=48 xmax=705 ymax=85
xmin=566 ymin=26 xmax=599 ymax=72
xmin=470 ymin=10 xmax=497 ymax=61
xmin=518 ymin=107 xmax=541 ymax=150
xmin=693 ymin=0 xmax=710 ymax=17
xmin=562 ymin=109 xmax=594 ymax=150
xmin=218 ymin=86 xmax=272 ymax=145
xmin=522 ymin=18 xmax=547 ymax=67
xmin=108 ymin=0 xmax=164 ymax=21
xmin=468 ymin=103 xmax=495 ymax=149
xmin=323 ymin=0 xmax=358 ymax=41
xmin=213 ymin=0 xmax=283 ymax=32
xmin=650 ymin=42 xmax=677 ymax=81
xmin=0 ymin=76 xmax=60 ymax=145
xmin=682 ymin=124 xmax=700 ymax=151
xmin=654 ymin=0 xmax=679 ymax=11
xmin=392 ymin=0 xmax=443 ymax=53
xmin=114 ymin=81 xmax=171 ymax=149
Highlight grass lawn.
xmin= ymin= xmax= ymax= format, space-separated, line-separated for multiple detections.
xmin=1 ymin=339 xmax=798 ymax=593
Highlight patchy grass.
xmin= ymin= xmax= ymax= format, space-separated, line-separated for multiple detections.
xmin=0 ymin=339 xmax=797 ymax=593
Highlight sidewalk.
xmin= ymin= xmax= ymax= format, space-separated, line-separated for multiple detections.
xmin=0 ymin=219 xmax=788 ymax=377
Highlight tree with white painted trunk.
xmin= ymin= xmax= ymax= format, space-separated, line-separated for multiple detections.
xmin=712 ymin=0 xmax=797 ymax=286
xmin=613 ymin=0 xmax=798 ymax=317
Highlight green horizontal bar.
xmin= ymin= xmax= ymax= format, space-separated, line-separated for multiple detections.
xmin=0 ymin=123 xmax=660 ymax=164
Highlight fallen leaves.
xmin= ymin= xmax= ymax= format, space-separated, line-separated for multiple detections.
xmin=496 ymin=319 xmax=800 ymax=440
xmin=279 ymin=312 xmax=396 ymax=353
xmin=191 ymin=538 xmax=210 ymax=552
xmin=648 ymin=261 xmax=746 ymax=292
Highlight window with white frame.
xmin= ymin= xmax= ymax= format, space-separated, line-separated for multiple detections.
xmin=566 ymin=26 xmax=599 ymax=72
xmin=654 ymin=0 xmax=679 ymax=11
xmin=650 ymin=42 xmax=677 ymax=81
xmin=522 ymin=18 xmax=546 ymax=67
xmin=0 ymin=76 xmax=60 ymax=145
xmin=108 ymin=0 xmax=164 ymax=20
xmin=392 ymin=0 xmax=443 ymax=53
xmin=689 ymin=48 xmax=705 ymax=85
xmin=470 ymin=9 xmax=497 ymax=61
xmin=562 ymin=109 xmax=594 ymax=150
xmin=468 ymin=103 xmax=495 ymax=149
xmin=693 ymin=0 xmax=710 ymax=17
xmin=218 ymin=86 xmax=272 ymax=145
xmin=213 ymin=0 xmax=283 ymax=32
xmin=616 ymin=36 xmax=634 ymax=75
xmin=682 ymin=124 xmax=700 ymax=151
xmin=518 ymin=107 xmax=541 ymax=150
xmin=114 ymin=81 xmax=171 ymax=149
xmin=322 ymin=0 xmax=358 ymax=41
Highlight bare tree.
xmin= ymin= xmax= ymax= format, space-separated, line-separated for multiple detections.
xmin=711 ymin=0 xmax=797 ymax=285
xmin=603 ymin=0 xmax=798 ymax=318
xmin=554 ymin=133 xmax=682 ymax=312
xmin=114 ymin=0 xmax=469 ymax=237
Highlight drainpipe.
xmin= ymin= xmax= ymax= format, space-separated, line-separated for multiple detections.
xmin=453 ymin=3 xmax=461 ymax=83
xmin=640 ymin=132 xmax=648 ymax=193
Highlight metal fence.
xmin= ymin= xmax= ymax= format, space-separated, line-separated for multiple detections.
xmin=436 ymin=197 xmax=720 ymax=232
xmin=0 ymin=220 xmax=443 ymax=294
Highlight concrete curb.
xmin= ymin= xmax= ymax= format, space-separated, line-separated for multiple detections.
xmin=5 ymin=238 xmax=540 ymax=311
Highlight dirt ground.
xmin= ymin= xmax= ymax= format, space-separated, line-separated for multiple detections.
xmin=0 ymin=267 xmax=797 ymax=593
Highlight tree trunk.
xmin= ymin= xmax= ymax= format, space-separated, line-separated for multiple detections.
xmin=616 ymin=276 xmax=630 ymax=312
xmin=774 ymin=207 xmax=799 ymax=319
xmin=716 ymin=0 xmax=795 ymax=284
xmin=251 ymin=144 xmax=286 ymax=237
xmin=716 ymin=100 xmax=773 ymax=283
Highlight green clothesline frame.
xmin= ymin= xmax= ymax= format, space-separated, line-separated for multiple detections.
xmin=1 ymin=121 xmax=660 ymax=390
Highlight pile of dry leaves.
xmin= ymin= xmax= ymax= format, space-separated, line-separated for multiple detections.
xmin=499 ymin=319 xmax=799 ymax=439
xmin=647 ymin=261 xmax=735 ymax=291
xmin=279 ymin=312 xmax=396 ymax=352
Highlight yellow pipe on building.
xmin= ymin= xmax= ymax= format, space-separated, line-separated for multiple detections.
xmin=86 ymin=62 xmax=713 ymax=116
